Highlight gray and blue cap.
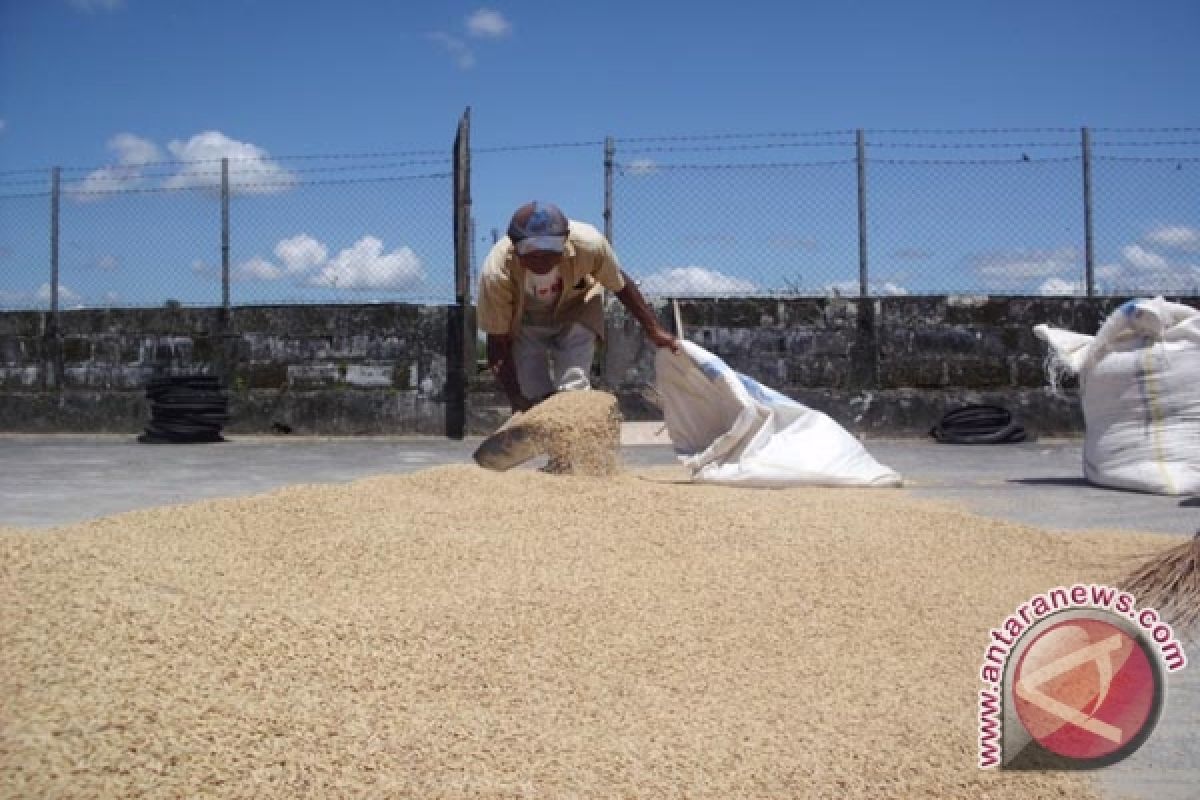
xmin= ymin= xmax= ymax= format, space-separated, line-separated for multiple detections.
xmin=507 ymin=202 xmax=569 ymax=255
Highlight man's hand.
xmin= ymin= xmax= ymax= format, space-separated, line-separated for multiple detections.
xmin=646 ymin=324 xmax=680 ymax=353
xmin=486 ymin=333 xmax=532 ymax=412
xmin=615 ymin=274 xmax=682 ymax=354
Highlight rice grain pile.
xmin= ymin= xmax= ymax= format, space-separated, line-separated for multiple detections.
xmin=476 ymin=390 xmax=622 ymax=475
xmin=0 ymin=466 xmax=1174 ymax=799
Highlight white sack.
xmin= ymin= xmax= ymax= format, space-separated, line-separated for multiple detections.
xmin=654 ymin=340 xmax=902 ymax=488
xmin=1034 ymin=296 xmax=1200 ymax=495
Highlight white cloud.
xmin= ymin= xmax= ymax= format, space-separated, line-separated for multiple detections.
xmin=72 ymin=132 xmax=162 ymax=197
xmin=1145 ymin=225 xmax=1200 ymax=254
xmin=309 ymin=237 xmax=424 ymax=290
xmin=275 ymin=234 xmax=328 ymax=274
xmin=237 ymin=257 xmax=283 ymax=282
xmin=973 ymin=247 xmax=1078 ymax=280
xmin=36 ymin=283 xmax=82 ymax=307
xmin=1038 ymin=277 xmax=1082 ymax=295
xmin=1122 ymin=244 xmax=1169 ymax=271
xmin=427 ymin=32 xmax=475 ymax=69
xmin=466 ymin=9 xmax=512 ymax=38
xmin=110 ymin=132 xmax=161 ymax=166
xmin=69 ymin=0 xmax=125 ymax=12
xmin=826 ymin=280 xmax=909 ymax=296
xmin=625 ymin=158 xmax=658 ymax=176
xmin=95 ymin=254 xmax=119 ymax=271
xmin=164 ymin=131 xmax=296 ymax=195
xmin=1096 ymin=260 xmax=1200 ymax=293
xmin=639 ymin=266 xmax=757 ymax=295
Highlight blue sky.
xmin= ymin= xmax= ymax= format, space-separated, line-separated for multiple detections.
xmin=1 ymin=0 xmax=1198 ymax=307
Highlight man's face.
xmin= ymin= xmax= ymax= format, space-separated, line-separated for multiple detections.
xmin=517 ymin=249 xmax=561 ymax=275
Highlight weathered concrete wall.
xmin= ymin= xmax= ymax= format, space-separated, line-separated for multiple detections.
xmin=604 ymin=295 xmax=1199 ymax=436
xmin=0 ymin=305 xmax=453 ymax=434
xmin=3 ymin=296 xmax=1195 ymax=436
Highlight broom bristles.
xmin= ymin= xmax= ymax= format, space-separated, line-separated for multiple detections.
xmin=1120 ymin=531 xmax=1200 ymax=633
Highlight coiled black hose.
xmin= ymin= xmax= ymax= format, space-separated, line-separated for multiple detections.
xmin=138 ymin=375 xmax=230 ymax=444
xmin=930 ymin=404 xmax=1026 ymax=444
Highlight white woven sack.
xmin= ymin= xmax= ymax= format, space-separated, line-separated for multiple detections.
xmin=654 ymin=340 xmax=901 ymax=488
xmin=1034 ymin=297 xmax=1200 ymax=495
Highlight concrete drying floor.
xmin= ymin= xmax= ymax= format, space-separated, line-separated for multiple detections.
xmin=1 ymin=431 xmax=1196 ymax=799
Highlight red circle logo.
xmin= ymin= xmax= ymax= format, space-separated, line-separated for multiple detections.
xmin=1013 ymin=617 xmax=1160 ymax=762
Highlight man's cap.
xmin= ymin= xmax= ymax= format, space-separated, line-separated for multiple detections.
xmin=508 ymin=202 xmax=569 ymax=255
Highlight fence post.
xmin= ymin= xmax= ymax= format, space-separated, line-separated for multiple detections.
xmin=856 ymin=129 xmax=869 ymax=298
xmin=446 ymin=107 xmax=472 ymax=439
xmin=45 ymin=166 xmax=62 ymax=390
xmin=221 ymin=158 xmax=231 ymax=313
xmin=604 ymin=136 xmax=615 ymax=243
xmin=211 ymin=157 xmax=238 ymax=387
xmin=1081 ymin=127 xmax=1095 ymax=297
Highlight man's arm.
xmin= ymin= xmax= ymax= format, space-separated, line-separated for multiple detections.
xmin=614 ymin=270 xmax=679 ymax=351
xmin=486 ymin=333 xmax=533 ymax=412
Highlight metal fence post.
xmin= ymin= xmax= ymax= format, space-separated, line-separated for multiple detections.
xmin=447 ymin=107 xmax=472 ymax=439
xmin=46 ymin=166 xmax=62 ymax=389
xmin=856 ymin=130 xmax=869 ymax=298
xmin=50 ymin=167 xmax=61 ymax=320
xmin=221 ymin=158 xmax=231 ymax=313
xmin=604 ymin=136 xmax=615 ymax=243
xmin=1081 ymin=127 xmax=1095 ymax=297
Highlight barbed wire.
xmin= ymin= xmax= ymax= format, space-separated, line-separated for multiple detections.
xmin=50 ymin=148 xmax=452 ymax=173
xmin=864 ymin=127 xmax=1079 ymax=134
xmin=55 ymin=172 xmax=452 ymax=198
xmin=869 ymin=141 xmax=1078 ymax=149
xmin=615 ymin=130 xmax=855 ymax=143
xmin=1095 ymin=156 xmax=1200 ymax=163
xmin=616 ymin=160 xmax=853 ymax=172
xmin=266 ymin=148 xmax=448 ymax=161
xmin=615 ymin=156 xmax=1086 ymax=170
xmin=1092 ymin=126 xmax=1200 ymax=133
xmin=0 ymin=190 xmax=51 ymax=200
xmin=1094 ymin=140 xmax=1200 ymax=147
xmin=46 ymin=159 xmax=454 ymax=185
xmin=0 ymin=166 xmax=58 ymax=177
xmin=869 ymin=156 xmax=1081 ymax=165
xmin=7 ymin=128 xmax=1198 ymax=176
xmin=474 ymin=140 xmax=604 ymax=153
xmin=616 ymin=141 xmax=854 ymax=154
xmin=0 ymin=176 xmax=55 ymax=188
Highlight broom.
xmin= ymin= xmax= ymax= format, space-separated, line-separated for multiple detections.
xmin=1119 ymin=530 xmax=1200 ymax=633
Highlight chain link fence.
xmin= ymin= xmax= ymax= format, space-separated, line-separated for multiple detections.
xmin=0 ymin=153 xmax=453 ymax=310
xmin=612 ymin=132 xmax=859 ymax=296
xmin=613 ymin=128 xmax=1200 ymax=297
xmin=3 ymin=126 xmax=1197 ymax=309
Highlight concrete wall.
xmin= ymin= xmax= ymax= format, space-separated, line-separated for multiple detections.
xmin=2 ymin=296 xmax=1194 ymax=436
xmin=0 ymin=305 xmax=453 ymax=434
xmin=605 ymin=295 xmax=1198 ymax=436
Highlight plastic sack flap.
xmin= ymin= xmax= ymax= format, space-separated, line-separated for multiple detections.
xmin=1036 ymin=297 xmax=1200 ymax=377
xmin=654 ymin=341 xmax=902 ymax=488
xmin=654 ymin=343 xmax=768 ymax=469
